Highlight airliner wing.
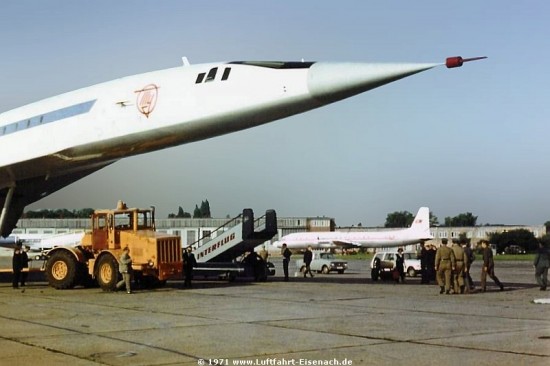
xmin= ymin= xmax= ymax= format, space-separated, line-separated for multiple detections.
xmin=0 ymin=236 xmax=17 ymax=249
xmin=332 ymin=240 xmax=362 ymax=248
xmin=0 ymin=162 xmax=112 ymax=237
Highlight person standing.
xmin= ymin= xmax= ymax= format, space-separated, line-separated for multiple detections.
xmin=303 ymin=246 xmax=314 ymax=278
xmin=435 ymin=239 xmax=456 ymax=294
xmin=281 ymin=243 xmax=292 ymax=281
xmin=534 ymin=242 xmax=549 ymax=291
xmin=395 ymin=248 xmax=405 ymax=283
xmin=259 ymin=246 xmax=269 ymax=262
xmin=463 ymin=241 xmax=475 ymax=291
xmin=480 ymin=240 xmax=504 ymax=292
xmin=420 ymin=242 xmax=430 ymax=284
xmin=12 ymin=243 xmax=25 ymax=289
xmin=182 ymin=246 xmax=197 ymax=288
xmin=451 ymin=240 xmax=468 ymax=294
xmin=426 ymin=244 xmax=437 ymax=282
xmin=20 ymin=245 xmax=30 ymax=287
xmin=116 ymin=247 xmax=133 ymax=294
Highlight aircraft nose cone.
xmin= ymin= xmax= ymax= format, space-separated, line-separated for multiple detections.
xmin=307 ymin=62 xmax=440 ymax=104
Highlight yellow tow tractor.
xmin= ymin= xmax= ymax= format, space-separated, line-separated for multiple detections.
xmin=45 ymin=201 xmax=182 ymax=290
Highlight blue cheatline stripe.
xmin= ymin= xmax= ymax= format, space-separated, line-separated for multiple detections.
xmin=0 ymin=99 xmax=97 ymax=137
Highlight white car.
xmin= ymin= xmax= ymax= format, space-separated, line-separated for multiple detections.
xmin=370 ymin=251 xmax=421 ymax=280
xmin=296 ymin=252 xmax=348 ymax=274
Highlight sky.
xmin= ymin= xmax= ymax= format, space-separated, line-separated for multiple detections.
xmin=1 ymin=1 xmax=549 ymax=227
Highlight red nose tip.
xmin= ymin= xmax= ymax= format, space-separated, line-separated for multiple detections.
xmin=446 ymin=56 xmax=487 ymax=68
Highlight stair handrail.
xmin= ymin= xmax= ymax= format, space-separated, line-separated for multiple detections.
xmin=253 ymin=212 xmax=267 ymax=231
xmin=188 ymin=213 xmax=244 ymax=250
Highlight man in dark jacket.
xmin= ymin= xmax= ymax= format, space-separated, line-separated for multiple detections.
xmin=481 ymin=240 xmax=504 ymax=291
xmin=534 ymin=242 xmax=549 ymax=291
xmin=303 ymin=246 xmax=314 ymax=278
xmin=463 ymin=241 xmax=475 ymax=290
xmin=20 ymin=245 xmax=30 ymax=287
xmin=281 ymin=244 xmax=292 ymax=281
xmin=420 ymin=242 xmax=429 ymax=284
xmin=395 ymin=248 xmax=405 ymax=283
xmin=426 ymin=244 xmax=437 ymax=282
xmin=12 ymin=243 xmax=25 ymax=289
xmin=182 ymin=247 xmax=197 ymax=288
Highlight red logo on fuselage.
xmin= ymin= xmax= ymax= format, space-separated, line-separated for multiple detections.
xmin=135 ymin=84 xmax=159 ymax=118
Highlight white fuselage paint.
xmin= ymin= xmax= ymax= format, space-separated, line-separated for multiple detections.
xmin=0 ymin=61 xmax=439 ymax=186
xmin=1 ymin=59 xmax=461 ymax=237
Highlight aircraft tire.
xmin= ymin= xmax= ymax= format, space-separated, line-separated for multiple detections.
xmin=96 ymin=254 xmax=120 ymax=291
xmin=45 ymin=250 xmax=79 ymax=289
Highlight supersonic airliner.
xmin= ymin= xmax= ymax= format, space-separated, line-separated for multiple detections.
xmin=0 ymin=56 xmax=485 ymax=237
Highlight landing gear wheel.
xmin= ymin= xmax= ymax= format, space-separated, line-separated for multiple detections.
xmin=96 ymin=255 xmax=119 ymax=291
xmin=45 ymin=251 xmax=79 ymax=289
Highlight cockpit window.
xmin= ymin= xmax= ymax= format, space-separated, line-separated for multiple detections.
xmin=227 ymin=61 xmax=315 ymax=69
xmin=221 ymin=67 xmax=231 ymax=81
xmin=205 ymin=67 xmax=218 ymax=82
xmin=195 ymin=73 xmax=205 ymax=84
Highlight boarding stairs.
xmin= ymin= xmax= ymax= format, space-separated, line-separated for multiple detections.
xmin=189 ymin=209 xmax=277 ymax=265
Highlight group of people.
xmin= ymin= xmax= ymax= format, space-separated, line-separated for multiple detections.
xmin=420 ymin=238 xmax=505 ymax=294
xmin=280 ymin=244 xmax=316 ymax=281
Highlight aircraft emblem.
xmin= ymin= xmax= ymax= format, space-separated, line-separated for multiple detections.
xmin=135 ymin=84 xmax=159 ymax=118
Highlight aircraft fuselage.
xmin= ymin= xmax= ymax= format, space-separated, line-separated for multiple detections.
xmin=0 ymin=58 xmax=482 ymax=236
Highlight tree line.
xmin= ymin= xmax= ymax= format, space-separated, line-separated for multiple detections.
xmin=23 ymin=200 xmax=213 ymax=219
xmin=23 ymin=208 xmax=95 ymax=219
xmin=384 ymin=209 xmax=549 ymax=253
xmin=384 ymin=210 xmax=479 ymax=228
xmin=167 ymin=200 xmax=211 ymax=219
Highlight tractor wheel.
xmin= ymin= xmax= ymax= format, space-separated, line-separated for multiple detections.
xmin=96 ymin=255 xmax=120 ymax=291
xmin=45 ymin=251 xmax=79 ymax=289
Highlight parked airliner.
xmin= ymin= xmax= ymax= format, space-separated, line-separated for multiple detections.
xmin=0 ymin=232 xmax=84 ymax=252
xmin=273 ymin=207 xmax=432 ymax=249
xmin=0 ymin=56 xmax=485 ymax=237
